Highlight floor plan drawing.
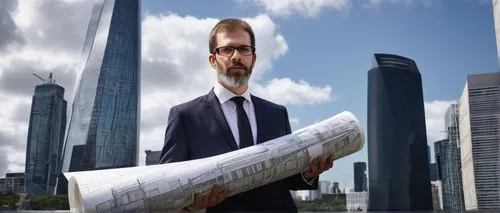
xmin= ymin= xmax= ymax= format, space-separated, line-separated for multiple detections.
xmin=64 ymin=111 xmax=365 ymax=213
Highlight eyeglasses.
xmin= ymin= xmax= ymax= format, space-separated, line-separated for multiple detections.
xmin=214 ymin=46 xmax=255 ymax=56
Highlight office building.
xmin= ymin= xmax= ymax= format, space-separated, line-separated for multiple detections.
xmin=319 ymin=180 xmax=331 ymax=194
xmin=431 ymin=181 xmax=443 ymax=211
xmin=24 ymin=75 xmax=67 ymax=195
xmin=346 ymin=192 xmax=369 ymax=212
xmin=459 ymin=72 xmax=500 ymax=210
xmin=429 ymin=163 xmax=438 ymax=181
xmin=145 ymin=150 xmax=161 ymax=165
xmin=436 ymin=104 xmax=465 ymax=211
xmin=354 ymin=162 xmax=367 ymax=192
xmin=434 ymin=139 xmax=446 ymax=180
xmin=0 ymin=173 xmax=25 ymax=194
xmin=367 ymin=53 xmax=432 ymax=211
xmin=332 ymin=182 xmax=341 ymax=194
xmin=57 ymin=0 xmax=141 ymax=194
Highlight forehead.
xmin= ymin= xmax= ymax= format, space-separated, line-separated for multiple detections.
xmin=216 ymin=29 xmax=251 ymax=47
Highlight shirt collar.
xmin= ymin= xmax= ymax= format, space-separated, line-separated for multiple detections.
xmin=214 ymin=81 xmax=252 ymax=105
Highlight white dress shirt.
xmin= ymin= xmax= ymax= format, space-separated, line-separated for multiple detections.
xmin=213 ymin=81 xmax=257 ymax=148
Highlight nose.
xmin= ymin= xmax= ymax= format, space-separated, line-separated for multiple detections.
xmin=231 ymin=48 xmax=242 ymax=61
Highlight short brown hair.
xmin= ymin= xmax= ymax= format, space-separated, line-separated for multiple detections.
xmin=208 ymin=18 xmax=256 ymax=54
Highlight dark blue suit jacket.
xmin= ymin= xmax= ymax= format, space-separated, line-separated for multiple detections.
xmin=160 ymin=89 xmax=318 ymax=212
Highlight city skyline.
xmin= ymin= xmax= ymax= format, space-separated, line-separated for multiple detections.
xmin=0 ymin=0 xmax=498 ymax=192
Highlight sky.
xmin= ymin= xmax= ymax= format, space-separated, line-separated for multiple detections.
xmin=0 ymin=0 xmax=498 ymax=191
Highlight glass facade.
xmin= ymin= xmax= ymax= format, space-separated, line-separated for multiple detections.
xmin=57 ymin=0 xmax=140 ymax=193
xmin=367 ymin=54 xmax=433 ymax=211
xmin=435 ymin=104 xmax=465 ymax=212
xmin=354 ymin=162 xmax=367 ymax=192
xmin=25 ymin=83 xmax=67 ymax=195
xmin=459 ymin=72 xmax=500 ymax=210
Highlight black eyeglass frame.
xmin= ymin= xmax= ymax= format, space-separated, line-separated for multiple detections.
xmin=213 ymin=45 xmax=256 ymax=56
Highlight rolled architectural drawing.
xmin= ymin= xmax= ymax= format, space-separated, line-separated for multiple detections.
xmin=64 ymin=111 xmax=364 ymax=213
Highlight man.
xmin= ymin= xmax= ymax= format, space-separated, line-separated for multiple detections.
xmin=160 ymin=18 xmax=333 ymax=212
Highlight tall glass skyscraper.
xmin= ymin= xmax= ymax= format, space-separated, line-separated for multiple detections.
xmin=367 ymin=53 xmax=432 ymax=211
xmin=435 ymin=104 xmax=465 ymax=212
xmin=57 ymin=0 xmax=140 ymax=193
xmin=25 ymin=76 xmax=67 ymax=195
xmin=459 ymin=72 xmax=500 ymax=210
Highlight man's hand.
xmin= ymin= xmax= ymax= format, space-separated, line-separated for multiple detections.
xmin=303 ymin=155 xmax=334 ymax=179
xmin=185 ymin=184 xmax=230 ymax=211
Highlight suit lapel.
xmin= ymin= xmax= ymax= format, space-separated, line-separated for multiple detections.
xmin=205 ymin=89 xmax=238 ymax=151
xmin=251 ymin=95 xmax=266 ymax=144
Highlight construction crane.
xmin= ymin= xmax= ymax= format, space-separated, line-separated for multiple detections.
xmin=32 ymin=72 xmax=56 ymax=84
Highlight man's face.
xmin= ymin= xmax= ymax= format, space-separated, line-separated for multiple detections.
xmin=210 ymin=29 xmax=256 ymax=89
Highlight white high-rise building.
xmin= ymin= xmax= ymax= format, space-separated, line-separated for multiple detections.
xmin=459 ymin=72 xmax=500 ymax=210
xmin=319 ymin=180 xmax=331 ymax=194
xmin=346 ymin=192 xmax=368 ymax=212
xmin=431 ymin=181 xmax=443 ymax=211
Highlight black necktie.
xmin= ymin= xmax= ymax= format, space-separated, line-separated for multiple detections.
xmin=230 ymin=96 xmax=254 ymax=149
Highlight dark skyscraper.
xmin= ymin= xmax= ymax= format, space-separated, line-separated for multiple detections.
xmin=25 ymin=74 xmax=67 ymax=195
xmin=367 ymin=53 xmax=432 ymax=211
xmin=354 ymin=162 xmax=367 ymax=192
xmin=434 ymin=139 xmax=445 ymax=180
xmin=57 ymin=0 xmax=140 ymax=194
xmin=429 ymin=163 xmax=437 ymax=181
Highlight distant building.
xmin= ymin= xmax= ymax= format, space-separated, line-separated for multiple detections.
xmin=319 ymin=180 xmax=331 ymax=194
xmin=24 ymin=75 xmax=67 ymax=195
xmin=354 ymin=162 xmax=367 ymax=192
xmin=0 ymin=173 xmax=25 ymax=194
xmin=367 ymin=53 xmax=433 ymax=211
xmin=309 ymin=189 xmax=321 ymax=201
xmin=431 ymin=181 xmax=443 ymax=211
xmin=429 ymin=163 xmax=438 ymax=182
xmin=57 ymin=0 xmax=141 ymax=194
xmin=332 ymin=182 xmax=341 ymax=194
xmin=459 ymin=72 xmax=500 ymax=210
xmin=294 ymin=190 xmax=320 ymax=201
xmin=145 ymin=150 xmax=161 ymax=165
xmin=434 ymin=139 xmax=446 ymax=180
xmin=439 ymin=104 xmax=465 ymax=211
xmin=346 ymin=192 xmax=368 ymax=212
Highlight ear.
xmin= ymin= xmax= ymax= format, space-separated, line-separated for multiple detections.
xmin=208 ymin=54 xmax=216 ymax=69
xmin=252 ymin=53 xmax=257 ymax=64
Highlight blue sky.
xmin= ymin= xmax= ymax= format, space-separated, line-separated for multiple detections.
xmin=141 ymin=0 xmax=499 ymax=189
xmin=0 ymin=0 xmax=498 ymax=190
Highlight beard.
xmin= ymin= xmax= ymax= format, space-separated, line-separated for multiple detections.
xmin=216 ymin=60 xmax=253 ymax=89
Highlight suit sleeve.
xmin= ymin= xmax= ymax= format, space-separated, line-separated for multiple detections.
xmin=160 ymin=106 xmax=190 ymax=164
xmin=281 ymin=107 xmax=319 ymax=191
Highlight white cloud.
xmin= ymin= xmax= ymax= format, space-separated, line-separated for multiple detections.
xmin=0 ymin=1 xmax=333 ymax=176
xmin=252 ymin=78 xmax=333 ymax=106
xmin=424 ymin=100 xmax=457 ymax=143
xmin=289 ymin=117 xmax=300 ymax=130
xmin=248 ymin=0 xmax=350 ymax=17
xmin=366 ymin=0 xmax=433 ymax=8
xmin=246 ymin=0 xmax=435 ymax=17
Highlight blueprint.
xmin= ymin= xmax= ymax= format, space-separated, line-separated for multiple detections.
xmin=64 ymin=111 xmax=365 ymax=213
